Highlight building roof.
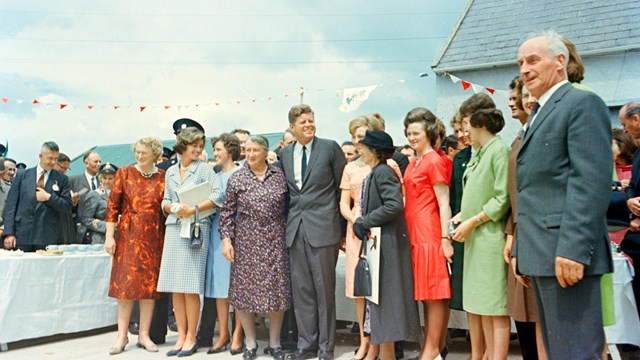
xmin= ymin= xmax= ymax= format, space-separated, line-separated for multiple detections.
xmin=432 ymin=0 xmax=640 ymax=73
xmin=67 ymin=132 xmax=283 ymax=176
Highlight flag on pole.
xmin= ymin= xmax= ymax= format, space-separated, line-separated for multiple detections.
xmin=338 ymin=85 xmax=378 ymax=113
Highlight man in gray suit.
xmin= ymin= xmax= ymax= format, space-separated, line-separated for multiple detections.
xmin=280 ymin=104 xmax=346 ymax=360
xmin=514 ymin=31 xmax=613 ymax=358
xmin=69 ymin=150 xmax=101 ymax=243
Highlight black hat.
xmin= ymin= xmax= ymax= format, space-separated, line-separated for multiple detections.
xmin=98 ymin=162 xmax=118 ymax=175
xmin=359 ymin=130 xmax=395 ymax=152
xmin=16 ymin=162 xmax=27 ymax=170
xmin=172 ymin=118 xmax=205 ymax=135
xmin=162 ymin=147 xmax=175 ymax=159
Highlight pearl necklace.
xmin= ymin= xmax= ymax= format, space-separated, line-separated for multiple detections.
xmin=135 ymin=164 xmax=157 ymax=178
xmin=179 ymin=163 xmax=190 ymax=171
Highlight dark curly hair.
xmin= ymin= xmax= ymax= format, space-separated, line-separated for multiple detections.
xmin=211 ymin=133 xmax=241 ymax=162
xmin=403 ymin=107 xmax=440 ymax=147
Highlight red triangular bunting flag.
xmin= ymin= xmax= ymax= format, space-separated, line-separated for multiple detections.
xmin=32 ymin=99 xmax=39 ymax=104
xmin=87 ymin=105 xmax=94 ymax=110
xmin=140 ymin=106 xmax=146 ymax=112
xmin=60 ymin=104 xmax=67 ymax=109
xmin=486 ymin=87 xmax=495 ymax=94
xmin=164 ymin=106 xmax=171 ymax=109
xmin=114 ymin=106 xmax=120 ymax=110
xmin=461 ymin=81 xmax=471 ymax=90
xmin=1 ymin=98 xmax=8 ymax=104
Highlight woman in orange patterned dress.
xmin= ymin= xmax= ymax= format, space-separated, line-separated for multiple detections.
xmin=104 ymin=137 xmax=166 ymax=355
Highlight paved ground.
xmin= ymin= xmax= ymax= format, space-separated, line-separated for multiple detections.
xmin=2 ymin=326 xmax=526 ymax=360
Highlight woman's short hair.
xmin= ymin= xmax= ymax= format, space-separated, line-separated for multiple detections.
xmin=469 ymin=109 xmax=505 ymax=134
xmin=369 ymin=146 xmax=394 ymax=162
xmin=248 ymin=135 xmax=269 ymax=153
xmin=509 ymin=76 xmax=525 ymax=111
xmin=173 ymin=127 xmax=205 ymax=154
xmin=459 ymin=93 xmax=496 ymax=118
xmin=211 ymin=133 xmax=241 ymax=162
xmin=562 ymin=36 xmax=585 ymax=84
xmin=133 ymin=137 xmax=163 ymax=161
xmin=403 ymin=107 xmax=440 ymax=147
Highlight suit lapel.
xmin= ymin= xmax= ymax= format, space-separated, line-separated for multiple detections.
xmin=301 ymin=137 xmax=319 ymax=188
xmin=520 ymin=83 xmax=572 ymax=151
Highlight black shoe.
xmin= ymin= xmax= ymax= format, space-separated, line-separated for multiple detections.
xmin=128 ymin=322 xmax=139 ymax=335
xmin=150 ymin=337 xmax=166 ymax=345
xmin=230 ymin=345 xmax=245 ymax=356
xmin=168 ymin=322 xmax=178 ymax=332
xmin=318 ymin=350 xmax=334 ymax=360
xmin=264 ymin=346 xmax=285 ymax=360
xmin=207 ymin=339 xmax=230 ymax=354
xmin=440 ymin=345 xmax=449 ymax=359
xmin=285 ymin=349 xmax=316 ymax=360
xmin=242 ymin=347 xmax=258 ymax=360
xmin=176 ymin=343 xmax=198 ymax=357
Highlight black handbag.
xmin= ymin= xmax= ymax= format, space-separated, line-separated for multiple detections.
xmin=190 ymin=205 xmax=203 ymax=249
xmin=353 ymin=238 xmax=372 ymax=297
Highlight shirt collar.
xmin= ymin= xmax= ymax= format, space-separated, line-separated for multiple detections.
xmin=537 ymin=80 xmax=569 ymax=108
xmin=295 ymin=138 xmax=314 ymax=152
xmin=36 ymin=164 xmax=47 ymax=176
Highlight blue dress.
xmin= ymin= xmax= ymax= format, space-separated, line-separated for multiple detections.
xmin=204 ymin=169 xmax=238 ymax=298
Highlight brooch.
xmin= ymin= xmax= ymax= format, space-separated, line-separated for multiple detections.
xmin=52 ymin=181 xmax=60 ymax=192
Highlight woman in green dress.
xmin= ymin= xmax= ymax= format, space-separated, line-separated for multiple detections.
xmin=452 ymin=108 xmax=511 ymax=360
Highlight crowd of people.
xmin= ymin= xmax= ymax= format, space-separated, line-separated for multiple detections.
xmin=0 ymin=30 xmax=638 ymax=360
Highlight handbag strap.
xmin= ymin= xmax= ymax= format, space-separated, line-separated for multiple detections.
xmin=359 ymin=234 xmax=367 ymax=258
xmin=194 ymin=205 xmax=199 ymax=222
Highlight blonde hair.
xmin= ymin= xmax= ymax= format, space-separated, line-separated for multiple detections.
xmin=173 ymin=127 xmax=206 ymax=154
xmin=348 ymin=112 xmax=385 ymax=136
xmin=132 ymin=137 xmax=163 ymax=162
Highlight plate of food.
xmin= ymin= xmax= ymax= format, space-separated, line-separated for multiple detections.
xmin=36 ymin=249 xmax=64 ymax=256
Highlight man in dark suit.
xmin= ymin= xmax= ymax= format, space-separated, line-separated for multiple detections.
xmin=514 ymin=31 xmax=613 ymax=358
xmin=69 ymin=150 xmax=102 ymax=243
xmin=280 ymin=104 xmax=346 ymax=360
xmin=3 ymin=141 xmax=73 ymax=251
xmin=618 ymin=102 xmax=640 ymax=319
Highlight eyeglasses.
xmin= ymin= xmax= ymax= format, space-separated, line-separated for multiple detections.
xmin=56 ymin=163 xmax=70 ymax=172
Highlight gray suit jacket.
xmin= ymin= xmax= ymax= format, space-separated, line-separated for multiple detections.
xmin=78 ymin=188 xmax=109 ymax=244
xmin=4 ymin=167 xmax=73 ymax=247
xmin=280 ymin=137 xmax=346 ymax=248
xmin=69 ymin=173 xmax=99 ymax=242
xmin=515 ymin=82 xmax=613 ymax=276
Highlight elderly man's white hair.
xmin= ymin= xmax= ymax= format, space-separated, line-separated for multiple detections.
xmin=524 ymin=29 xmax=569 ymax=70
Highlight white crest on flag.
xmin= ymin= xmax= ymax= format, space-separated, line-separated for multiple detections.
xmin=338 ymin=84 xmax=378 ymax=113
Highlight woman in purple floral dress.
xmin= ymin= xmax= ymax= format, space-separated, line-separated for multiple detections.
xmin=220 ymin=135 xmax=291 ymax=360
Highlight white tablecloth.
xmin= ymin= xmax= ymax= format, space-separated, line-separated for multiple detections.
xmin=0 ymin=253 xmax=117 ymax=344
xmin=605 ymin=255 xmax=640 ymax=346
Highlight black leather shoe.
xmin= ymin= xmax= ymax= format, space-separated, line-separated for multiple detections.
xmin=128 ymin=322 xmax=139 ymax=335
xmin=318 ymin=350 xmax=334 ymax=360
xmin=286 ymin=349 xmax=316 ymax=360
xmin=264 ymin=346 xmax=285 ymax=360
xmin=242 ymin=347 xmax=258 ymax=360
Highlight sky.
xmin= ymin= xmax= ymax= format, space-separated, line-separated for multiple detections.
xmin=0 ymin=1 xmax=468 ymax=166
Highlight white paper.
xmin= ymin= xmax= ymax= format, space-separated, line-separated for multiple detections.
xmin=366 ymin=227 xmax=381 ymax=304
xmin=176 ymin=181 xmax=216 ymax=221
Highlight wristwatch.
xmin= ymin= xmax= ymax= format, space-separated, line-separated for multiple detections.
xmin=475 ymin=216 xmax=483 ymax=224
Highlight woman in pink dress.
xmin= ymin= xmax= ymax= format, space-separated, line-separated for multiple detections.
xmin=403 ymin=107 xmax=453 ymax=360
xmin=340 ymin=113 xmax=401 ymax=360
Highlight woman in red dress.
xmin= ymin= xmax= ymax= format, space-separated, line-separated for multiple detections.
xmin=104 ymin=137 xmax=166 ymax=355
xmin=403 ymin=108 xmax=453 ymax=360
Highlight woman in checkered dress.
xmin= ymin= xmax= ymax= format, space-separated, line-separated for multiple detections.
xmin=157 ymin=127 xmax=223 ymax=356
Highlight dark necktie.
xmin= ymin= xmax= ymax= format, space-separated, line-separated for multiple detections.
xmin=91 ymin=177 xmax=96 ymax=190
xmin=301 ymin=145 xmax=307 ymax=180
xmin=524 ymin=102 xmax=541 ymax=136
xmin=37 ymin=170 xmax=45 ymax=189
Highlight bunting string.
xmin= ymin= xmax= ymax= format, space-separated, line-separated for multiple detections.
xmin=0 ymin=72 xmax=432 ymax=112
xmin=444 ymin=72 xmax=509 ymax=97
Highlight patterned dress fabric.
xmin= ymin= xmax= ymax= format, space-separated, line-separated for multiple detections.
xmin=157 ymin=160 xmax=223 ymax=295
xmin=204 ymin=168 xmax=239 ymax=298
xmin=219 ymin=163 xmax=291 ymax=313
xmin=340 ymin=159 xmax=402 ymax=298
xmin=106 ymin=165 xmax=166 ymax=300
xmin=404 ymin=151 xmax=451 ymax=300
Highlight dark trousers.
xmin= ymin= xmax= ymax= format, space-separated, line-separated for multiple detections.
xmin=16 ymin=244 xmax=45 ymax=252
xmin=289 ymin=226 xmax=339 ymax=352
xmin=514 ymin=321 xmax=538 ymax=360
xmin=197 ymin=297 xmax=218 ymax=347
xmin=532 ymin=275 xmax=603 ymax=359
